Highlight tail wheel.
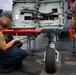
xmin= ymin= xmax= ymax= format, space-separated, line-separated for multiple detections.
xmin=45 ymin=48 xmax=56 ymax=74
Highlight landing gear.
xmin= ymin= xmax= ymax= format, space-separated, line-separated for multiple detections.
xmin=45 ymin=48 xmax=56 ymax=74
xmin=43 ymin=33 xmax=59 ymax=74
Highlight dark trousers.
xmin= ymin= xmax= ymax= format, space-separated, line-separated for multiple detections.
xmin=0 ymin=47 xmax=28 ymax=66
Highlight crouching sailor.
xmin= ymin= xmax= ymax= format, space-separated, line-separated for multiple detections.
xmin=0 ymin=16 xmax=28 ymax=73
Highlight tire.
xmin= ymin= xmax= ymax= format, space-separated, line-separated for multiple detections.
xmin=45 ymin=48 xmax=56 ymax=74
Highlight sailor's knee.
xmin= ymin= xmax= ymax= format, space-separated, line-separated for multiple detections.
xmin=20 ymin=50 xmax=28 ymax=58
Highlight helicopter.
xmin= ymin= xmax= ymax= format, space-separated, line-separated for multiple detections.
xmin=0 ymin=0 xmax=76 ymax=74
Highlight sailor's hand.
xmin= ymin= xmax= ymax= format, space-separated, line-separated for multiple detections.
xmin=14 ymin=37 xmax=22 ymax=41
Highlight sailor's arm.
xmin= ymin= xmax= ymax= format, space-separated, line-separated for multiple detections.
xmin=0 ymin=37 xmax=22 ymax=51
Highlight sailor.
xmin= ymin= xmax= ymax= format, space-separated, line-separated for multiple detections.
xmin=3 ymin=13 xmax=23 ymax=48
xmin=0 ymin=16 xmax=28 ymax=73
xmin=3 ymin=13 xmax=12 ymax=21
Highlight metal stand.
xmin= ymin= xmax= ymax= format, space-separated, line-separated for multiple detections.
xmin=27 ymin=36 xmax=31 ymax=53
xmin=72 ymin=35 xmax=76 ymax=56
xmin=33 ymin=39 xmax=36 ymax=50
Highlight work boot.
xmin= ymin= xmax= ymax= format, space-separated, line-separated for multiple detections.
xmin=0 ymin=65 xmax=14 ymax=74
